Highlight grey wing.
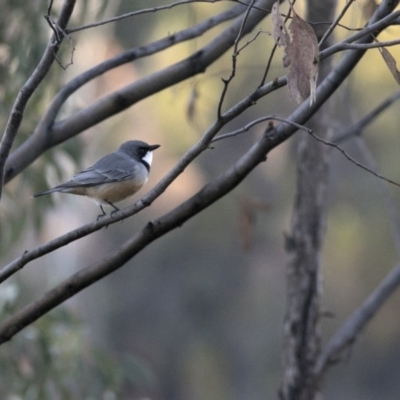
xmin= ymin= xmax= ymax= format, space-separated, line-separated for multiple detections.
xmin=64 ymin=155 xmax=138 ymax=188
xmin=44 ymin=154 xmax=137 ymax=192
xmin=33 ymin=153 xmax=141 ymax=197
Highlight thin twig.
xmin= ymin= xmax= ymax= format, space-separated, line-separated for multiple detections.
xmin=320 ymin=10 xmax=400 ymax=61
xmin=336 ymin=38 xmax=400 ymax=50
xmin=217 ymin=0 xmax=256 ymax=119
xmin=67 ymin=0 xmax=219 ymax=34
xmin=319 ymin=0 xmax=356 ymax=47
xmin=237 ymin=28 xmax=267 ymax=53
xmin=308 ymin=131 xmax=400 ymax=188
xmin=211 ymin=115 xmax=311 ymax=143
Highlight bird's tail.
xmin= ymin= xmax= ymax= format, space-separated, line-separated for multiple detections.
xmin=32 ymin=187 xmax=62 ymax=198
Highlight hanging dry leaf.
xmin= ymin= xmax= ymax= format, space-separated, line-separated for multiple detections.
xmin=283 ymin=6 xmax=319 ymax=105
xmin=378 ymin=44 xmax=400 ymax=85
xmin=271 ymin=1 xmax=290 ymax=47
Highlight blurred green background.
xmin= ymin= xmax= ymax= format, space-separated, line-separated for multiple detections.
xmin=1 ymin=1 xmax=400 ymax=399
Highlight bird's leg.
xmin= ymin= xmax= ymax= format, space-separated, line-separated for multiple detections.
xmin=97 ymin=205 xmax=107 ymax=221
xmin=107 ymin=201 xmax=120 ymax=217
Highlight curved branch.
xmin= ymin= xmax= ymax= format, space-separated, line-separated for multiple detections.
xmin=0 ymin=129 xmax=272 ymax=345
xmin=2 ymin=0 xmax=397 ymax=284
xmin=320 ymin=10 xmax=400 ymax=61
xmin=0 ymin=0 xmax=76 ymax=201
xmin=316 ymin=260 xmax=400 ymax=376
xmin=0 ymin=77 xmax=287 ymax=284
xmin=211 ymin=115 xmax=311 ymax=143
xmin=0 ymin=0 xmax=397 ymax=345
xmin=67 ymin=0 xmax=221 ymax=34
xmin=334 ymin=90 xmax=400 ymax=143
xmin=4 ymin=0 xmax=272 ymax=185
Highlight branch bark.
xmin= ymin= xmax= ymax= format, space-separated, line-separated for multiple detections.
xmin=280 ymin=1 xmax=337 ymax=399
xmin=4 ymin=0 xmax=273 ymax=185
xmin=0 ymin=128 xmax=272 ymax=345
xmin=280 ymin=1 xmax=400 ymax=399
xmin=316 ymin=260 xmax=400 ymax=376
xmin=0 ymin=0 xmax=76 ymax=201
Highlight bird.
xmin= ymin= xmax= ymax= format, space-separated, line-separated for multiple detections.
xmin=33 ymin=140 xmax=160 ymax=219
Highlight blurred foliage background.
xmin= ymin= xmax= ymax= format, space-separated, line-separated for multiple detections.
xmin=1 ymin=0 xmax=400 ymax=399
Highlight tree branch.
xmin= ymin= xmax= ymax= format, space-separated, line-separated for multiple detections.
xmin=308 ymin=130 xmax=400 ymax=188
xmin=211 ymin=115 xmax=311 ymax=143
xmin=0 ymin=0 xmax=398 ymax=348
xmin=217 ymin=0 xmax=256 ymax=119
xmin=316 ymin=260 xmax=400 ymax=376
xmin=0 ymin=128 xmax=273 ymax=345
xmin=334 ymin=90 xmax=400 ymax=143
xmin=4 ymin=0 xmax=273 ymax=185
xmin=0 ymin=0 xmax=76 ymax=202
xmin=318 ymin=0 xmax=355 ymax=47
xmin=67 ymin=0 xmax=222 ymax=34
xmin=320 ymin=10 xmax=400 ymax=61
xmin=0 ymin=77 xmax=287 ymax=284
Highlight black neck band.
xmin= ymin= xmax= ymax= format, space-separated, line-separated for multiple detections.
xmin=141 ymin=159 xmax=150 ymax=172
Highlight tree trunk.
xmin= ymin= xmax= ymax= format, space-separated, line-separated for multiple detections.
xmin=280 ymin=1 xmax=337 ymax=399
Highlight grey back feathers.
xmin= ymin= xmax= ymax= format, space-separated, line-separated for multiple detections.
xmin=33 ymin=140 xmax=160 ymax=198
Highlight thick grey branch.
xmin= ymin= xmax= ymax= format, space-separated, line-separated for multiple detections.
xmin=4 ymin=0 xmax=272 ymax=185
xmin=0 ymin=130 xmax=271 ymax=344
xmin=0 ymin=0 xmax=398 ymax=345
xmin=2 ymin=0 xmax=397 ymax=282
xmin=0 ymin=77 xmax=287 ymax=284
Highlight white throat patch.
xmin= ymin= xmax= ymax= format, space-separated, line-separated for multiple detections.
xmin=142 ymin=150 xmax=153 ymax=166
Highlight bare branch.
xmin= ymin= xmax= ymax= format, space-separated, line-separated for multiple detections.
xmin=334 ymin=90 xmax=400 ymax=143
xmin=334 ymin=38 xmax=400 ymax=50
xmin=316 ymin=260 xmax=400 ymax=376
xmin=0 ymin=0 xmax=76 ymax=202
xmin=1 ymin=0 xmax=398 ymax=347
xmin=355 ymin=137 xmax=400 ymax=256
xmin=318 ymin=0 xmax=355 ymax=47
xmin=308 ymin=131 xmax=400 ymax=189
xmin=4 ymin=0 xmax=272 ymax=186
xmin=0 ymin=77 xmax=287 ymax=284
xmin=67 ymin=0 xmax=221 ymax=34
xmin=211 ymin=115 xmax=311 ymax=143
xmin=0 ymin=130 xmax=272 ymax=345
xmin=217 ymin=0 xmax=257 ymax=119
xmin=320 ymin=10 xmax=400 ymax=61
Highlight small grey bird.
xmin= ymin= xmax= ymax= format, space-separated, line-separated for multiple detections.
xmin=34 ymin=140 xmax=160 ymax=218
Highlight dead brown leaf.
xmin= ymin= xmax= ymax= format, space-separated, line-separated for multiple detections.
xmin=282 ymin=5 xmax=319 ymax=105
xmin=271 ymin=1 xmax=290 ymax=47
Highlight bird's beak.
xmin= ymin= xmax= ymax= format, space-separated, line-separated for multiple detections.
xmin=149 ymin=144 xmax=161 ymax=151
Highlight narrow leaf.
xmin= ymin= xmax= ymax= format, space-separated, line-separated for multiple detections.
xmin=378 ymin=45 xmax=400 ymax=85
